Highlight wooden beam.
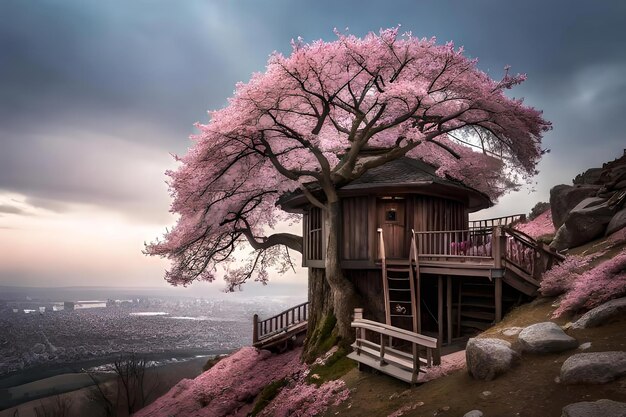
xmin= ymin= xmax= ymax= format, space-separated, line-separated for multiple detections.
xmin=437 ymin=275 xmax=443 ymax=348
xmin=495 ymin=277 xmax=502 ymax=322
xmin=447 ymin=276 xmax=452 ymax=345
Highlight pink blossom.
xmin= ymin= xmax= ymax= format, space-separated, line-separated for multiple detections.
xmin=553 ymin=250 xmax=626 ymax=317
xmin=515 ymin=209 xmax=555 ymax=239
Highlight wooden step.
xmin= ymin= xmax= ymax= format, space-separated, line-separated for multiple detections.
xmin=457 ymin=299 xmax=495 ymax=309
xmin=460 ymin=310 xmax=495 ymax=320
xmin=387 ymin=267 xmax=411 ymax=272
xmin=388 ymin=277 xmax=410 ymax=281
xmin=461 ymin=291 xmax=495 ymax=298
xmin=460 ymin=320 xmax=492 ymax=331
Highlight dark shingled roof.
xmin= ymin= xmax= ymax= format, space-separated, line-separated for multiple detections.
xmin=342 ymin=157 xmax=470 ymax=190
xmin=278 ymin=156 xmax=492 ymax=212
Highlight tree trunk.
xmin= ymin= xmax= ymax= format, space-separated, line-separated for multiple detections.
xmin=324 ymin=200 xmax=359 ymax=341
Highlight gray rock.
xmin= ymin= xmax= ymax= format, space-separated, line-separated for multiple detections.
xmin=606 ymin=208 xmax=626 ymax=236
xmin=572 ymin=297 xmax=626 ymax=329
xmin=551 ymin=198 xmax=615 ymax=250
xmin=463 ymin=411 xmax=484 ymax=417
xmin=561 ymin=351 xmax=626 ymax=384
xmin=562 ymin=399 xmax=626 ymax=417
xmin=578 ymin=342 xmax=592 ymax=350
xmin=573 ymin=167 xmax=604 ymax=185
xmin=466 ymin=338 xmax=519 ymax=381
xmin=550 ymin=184 xmax=602 ymax=229
xmin=31 ymin=343 xmax=46 ymax=354
xmin=614 ymin=179 xmax=626 ymax=190
xmin=518 ymin=322 xmax=578 ymax=353
xmin=501 ymin=327 xmax=523 ymax=337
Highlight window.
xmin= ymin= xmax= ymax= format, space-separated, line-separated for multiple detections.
xmin=385 ymin=209 xmax=397 ymax=222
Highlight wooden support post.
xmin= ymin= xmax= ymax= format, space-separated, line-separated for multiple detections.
xmin=412 ymin=343 xmax=419 ymax=384
xmin=253 ymin=314 xmax=259 ymax=344
xmin=495 ymin=277 xmax=502 ymax=322
xmin=431 ymin=275 xmax=442 ymax=365
xmin=437 ymin=276 xmax=443 ymax=360
xmin=447 ymin=276 xmax=452 ymax=345
xmin=457 ymin=281 xmax=462 ymax=338
xmin=379 ymin=333 xmax=386 ymax=365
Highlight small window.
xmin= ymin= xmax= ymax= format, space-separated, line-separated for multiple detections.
xmin=385 ymin=209 xmax=397 ymax=222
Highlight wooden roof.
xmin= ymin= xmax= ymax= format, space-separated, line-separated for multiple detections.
xmin=279 ymin=157 xmax=493 ymax=213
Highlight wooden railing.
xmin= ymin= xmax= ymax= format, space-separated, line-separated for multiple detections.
xmin=413 ymin=228 xmax=493 ymax=258
xmin=377 ymin=228 xmax=390 ymax=325
xmin=351 ymin=308 xmax=439 ymax=384
xmin=469 ymin=214 xmax=526 ymax=230
xmin=253 ymin=301 xmax=309 ymax=344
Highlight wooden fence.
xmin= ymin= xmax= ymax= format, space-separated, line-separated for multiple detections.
xmin=253 ymin=301 xmax=309 ymax=344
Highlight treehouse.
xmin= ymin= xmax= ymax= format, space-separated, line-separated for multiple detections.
xmin=255 ymin=156 xmax=562 ymax=383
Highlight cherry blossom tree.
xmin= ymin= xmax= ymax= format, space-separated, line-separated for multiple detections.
xmin=146 ymin=28 xmax=550 ymax=342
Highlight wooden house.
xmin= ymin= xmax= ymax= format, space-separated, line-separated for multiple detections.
xmin=255 ymin=155 xmax=562 ymax=383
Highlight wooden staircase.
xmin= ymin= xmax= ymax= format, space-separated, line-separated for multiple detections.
xmin=458 ymin=280 xmax=497 ymax=332
xmin=379 ymin=228 xmax=420 ymax=334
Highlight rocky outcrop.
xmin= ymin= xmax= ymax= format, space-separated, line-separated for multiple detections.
xmin=571 ymin=297 xmax=626 ymax=329
xmin=607 ymin=207 xmax=626 ymax=236
xmin=551 ymin=198 xmax=616 ymax=250
xmin=548 ymin=153 xmax=626 ymax=250
xmin=466 ymin=338 xmax=519 ymax=381
xmin=562 ymin=399 xmax=626 ymax=417
xmin=550 ymin=185 xmax=601 ymax=229
xmin=518 ymin=322 xmax=578 ymax=353
xmin=560 ymin=351 xmax=626 ymax=384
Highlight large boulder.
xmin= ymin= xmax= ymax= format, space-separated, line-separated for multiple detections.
xmin=466 ymin=338 xmax=519 ymax=381
xmin=573 ymin=167 xmax=603 ymax=185
xmin=551 ymin=197 xmax=614 ymax=250
xmin=571 ymin=297 xmax=626 ymax=329
xmin=550 ymin=184 xmax=601 ymax=229
xmin=606 ymin=207 xmax=626 ymax=236
xmin=560 ymin=351 xmax=626 ymax=384
xmin=562 ymin=399 xmax=626 ymax=417
xmin=518 ymin=322 xmax=578 ymax=353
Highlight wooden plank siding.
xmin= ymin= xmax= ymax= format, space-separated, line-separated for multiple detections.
xmin=341 ymin=197 xmax=370 ymax=260
xmin=302 ymin=194 xmax=469 ymax=266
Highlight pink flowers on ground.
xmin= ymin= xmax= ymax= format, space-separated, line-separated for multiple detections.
xmin=515 ymin=209 xmax=555 ymax=239
xmin=553 ymin=250 xmax=626 ymax=317
xmin=259 ymin=378 xmax=350 ymax=417
xmin=540 ymin=253 xmax=598 ymax=297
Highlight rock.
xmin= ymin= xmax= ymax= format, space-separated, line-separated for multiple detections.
xmin=463 ymin=410 xmax=484 ymax=417
xmin=561 ymin=351 xmax=626 ymax=384
xmin=466 ymin=338 xmax=519 ymax=381
xmin=573 ymin=167 xmax=604 ymax=185
xmin=572 ymin=297 xmax=626 ymax=329
xmin=614 ymin=179 xmax=626 ymax=190
xmin=518 ymin=322 xmax=578 ymax=353
xmin=562 ymin=399 xmax=626 ymax=417
xmin=551 ymin=198 xmax=615 ymax=250
xmin=578 ymin=342 xmax=592 ymax=350
xmin=31 ymin=343 xmax=46 ymax=354
xmin=550 ymin=184 xmax=602 ymax=229
xmin=501 ymin=327 xmax=523 ymax=337
xmin=607 ymin=208 xmax=626 ymax=236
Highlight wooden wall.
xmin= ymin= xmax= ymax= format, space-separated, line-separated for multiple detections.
xmin=302 ymin=194 xmax=469 ymax=266
xmin=341 ymin=196 xmax=370 ymax=260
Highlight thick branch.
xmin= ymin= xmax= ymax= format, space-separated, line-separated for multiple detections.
xmin=239 ymin=228 xmax=303 ymax=254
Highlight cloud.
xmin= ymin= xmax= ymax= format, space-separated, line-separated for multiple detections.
xmin=0 ymin=204 xmax=27 ymax=215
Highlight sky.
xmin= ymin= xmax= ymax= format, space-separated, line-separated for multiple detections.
xmin=1 ymin=0 xmax=625 ymax=293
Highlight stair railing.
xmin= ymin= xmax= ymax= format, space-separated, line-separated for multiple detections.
xmin=377 ymin=228 xmax=391 ymax=326
xmin=469 ymin=214 xmax=526 ymax=230
xmin=253 ymin=301 xmax=309 ymax=344
xmin=410 ymin=230 xmax=421 ymax=333
xmin=502 ymin=227 xmax=565 ymax=280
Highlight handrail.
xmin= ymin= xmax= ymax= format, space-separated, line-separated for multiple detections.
xmin=410 ymin=229 xmax=420 ymax=333
xmin=469 ymin=214 xmax=526 ymax=230
xmin=351 ymin=308 xmax=440 ymax=383
xmin=378 ymin=228 xmax=390 ymax=326
xmin=413 ymin=229 xmax=493 ymax=258
xmin=253 ymin=301 xmax=309 ymax=343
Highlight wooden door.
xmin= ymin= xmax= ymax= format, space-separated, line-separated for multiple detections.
xmin=377 ymin=198 xmax=407 ymax=259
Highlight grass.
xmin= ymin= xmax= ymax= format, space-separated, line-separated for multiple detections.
xmin=306 ymin=347 xmax=356 ymax=386
xmin=304 ymin=314 xmax=338 ymax=363
xmin=249 ymin=378 xmax=288 ymax=416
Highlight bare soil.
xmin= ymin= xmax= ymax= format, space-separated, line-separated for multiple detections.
xmin=323 ymin=299 xmax=626 ymax=417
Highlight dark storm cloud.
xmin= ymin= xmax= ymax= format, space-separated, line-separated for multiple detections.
xmin=1 ymin=0 xmax=625 ymax=221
